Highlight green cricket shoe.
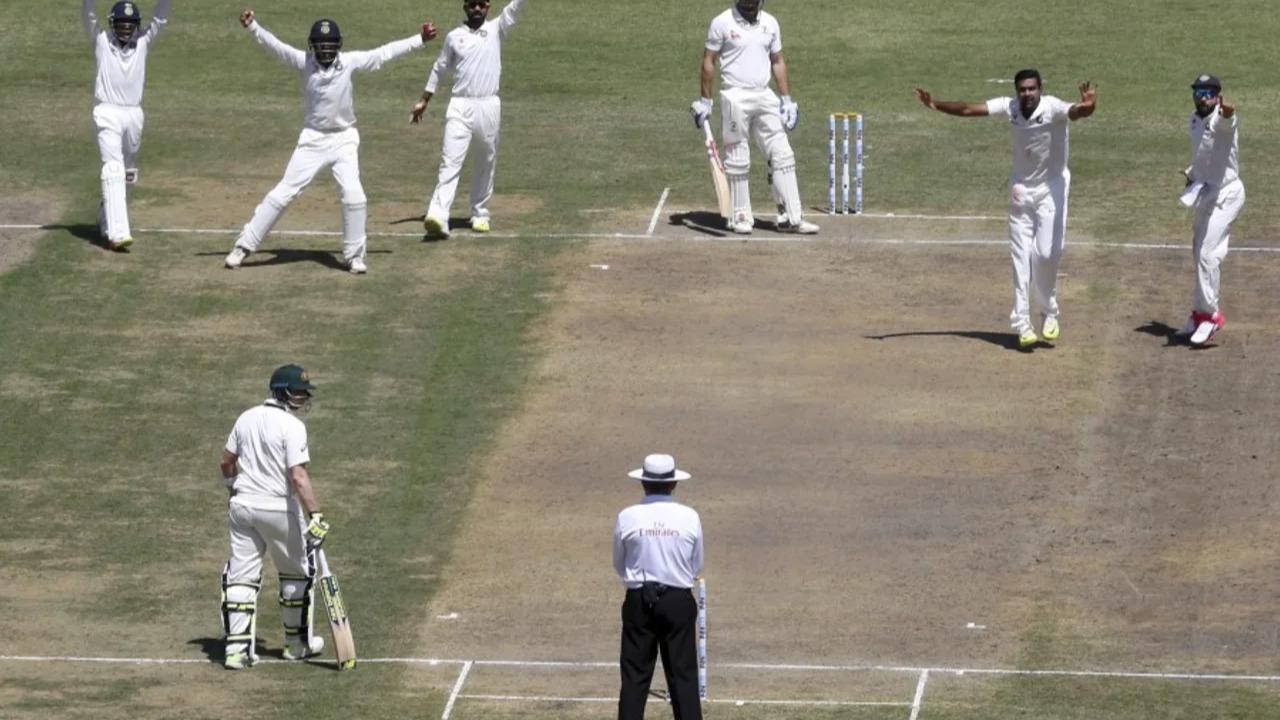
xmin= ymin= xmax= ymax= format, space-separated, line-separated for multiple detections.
xmin=1018 ymin=328 xmax=1039 ymax=349
xmin=1042 ymin=316 xmax=1060 ymax=342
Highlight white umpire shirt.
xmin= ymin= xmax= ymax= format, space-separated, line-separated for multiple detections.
xmin=987 ymin=96 xmax=1073 ymax=186
xmin=1189 ymin=108 xmax=1241 ymax=191
xmin=425 ymin=0 xmax=526 ymax=98
xmin=614 ymin=495 xmax=704 ymax=590
xmin=705 ymin=8 xmax=782 ymax=91
xmin=83 ymin=0 xmax=172 ymax=107
xmin=246 ymin=20 xmax=425 ymax=132
xmin=224 ymin=399 xmax=310 ymax=512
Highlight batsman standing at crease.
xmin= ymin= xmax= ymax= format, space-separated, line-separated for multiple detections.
xmin=224 ymin=9 xmax=438 ymax=274
xmin=692 ymin=0 xmax=818 ymax=235
xmin=915 ymin=71 xmax=1097 ymax=349
xmin=82 ymin=0 xmax=173 ymax=251
xmin=218 ymin=364 xmax=331 ymax=670
xmin=412 ymin=0 xmax=528 ymax=239
xmin=614 ymin=454 xmax=704 ymax=720
xmin=1174 ymin=74 xmax=1243 ymax=347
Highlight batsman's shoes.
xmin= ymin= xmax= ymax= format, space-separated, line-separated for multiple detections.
xmin=108 ymin=237 xmax=134 ymax=251
xmin=778 ymin=220 xmax=820 ymax=235
xmin=224 ymin=651 xmax=256 ymax=670
xmin=346 ymin=256 xmax=367 ymax=275
xmin=1041 ymin=316 xmax=1060 ymax=342
xmin=1018 ymin=328 xmax=1039 ymax=349
xmin=423 ymin=215 xmax=450 ymax=238
xmin=1175 ymin=311 xmax=1207 ymax=337
xmin=471 ymin=217 xmax=491 ymax=233
xmin=731 ymin=220 xmax=754 ymax=235
xmin=283 ymin=636 xmax=325 ymax=661
xmin=224 ymin=246 xmax=249 ymax=269
xmin=1190 ymin=311 xmax=1224 ymax=346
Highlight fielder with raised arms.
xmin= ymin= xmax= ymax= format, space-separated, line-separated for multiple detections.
xmin=692 ymin=0 xmax=818 ymax=236
xmin=224 ymin=9 xmax=438 ymax=274
xmin=82 ymin=0 xmax=172 ymax=251
xmin=218 ymin=364 xmax=330 ymax=670
xmin=411 ymin=0 xmax=528 ymax=239
xmin=1176 ymin=74 xmax=1243 ymax=346
xmin=915 ymin=71 xmax=1097 ymax=349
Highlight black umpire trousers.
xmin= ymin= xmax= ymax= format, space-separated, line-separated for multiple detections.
xmin=618 ymin=583 xmax=703 ymax=720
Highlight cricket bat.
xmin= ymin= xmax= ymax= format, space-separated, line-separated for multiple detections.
xmin=702 ymin=122 xmax=732 ymax=222
xmin=315 ymin=548 xmax=357 ymax=670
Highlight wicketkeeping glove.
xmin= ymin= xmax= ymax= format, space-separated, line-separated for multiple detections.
xmin=690 ymin=97 xmax=714 ymax=129
xmin=305 ymin=512 xmax=331 ymax=551
xmin=780 ymin=95 xmax=799 ymax=132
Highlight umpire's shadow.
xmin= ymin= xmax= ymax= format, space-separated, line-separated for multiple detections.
xmin=866 ymin=330 xmax=1026 ymax=351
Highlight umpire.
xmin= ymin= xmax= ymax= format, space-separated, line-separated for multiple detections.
xmin=613 ymin=454 xmax=704 ymax=720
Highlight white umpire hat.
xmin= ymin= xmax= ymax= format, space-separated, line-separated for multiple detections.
xmin=628 ymin=454 xmax=692 ymax=482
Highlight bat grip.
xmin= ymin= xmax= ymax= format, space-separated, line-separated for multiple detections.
xmin=315 ymin=548 xmax=331 ymax=578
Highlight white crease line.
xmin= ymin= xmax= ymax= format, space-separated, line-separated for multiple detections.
xmin=647 ymin=187 xmax=671 ymax=236
xmin=909 ymin=669 xmax=930 ymax=720
xmin=5 ymin=654 xmax=1279 ymax=683
xmin=859 ymin=212 xmax=1002 ymax=221
xmin=440 ymin=660 xmax=473 ymax=720
xmin=458 ymin=694 xmax=908 ymax=707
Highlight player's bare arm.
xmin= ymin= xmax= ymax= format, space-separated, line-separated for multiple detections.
xmin=288 ymin=464 xmax=320 ymax=515
xmin=410 ymin=91 xmax=434 ymax=124
xmin=220 ymin=450 xmax=238 ymax=480
xmin=1068 ymin=81 xmax=1098 ymax=121
xmin=699 ymin=50 xmax=717 ymax=100
xmin=770 ymin=52 xmax=791 ymax=96
xmin=240 ymin=8 xmax=254 ymax=28
xmin=914 ymin=88 xmax=989 ymax=117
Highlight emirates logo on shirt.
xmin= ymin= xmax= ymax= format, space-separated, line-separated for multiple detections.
xmin=641 ymin=522 xmax=680 ymax=538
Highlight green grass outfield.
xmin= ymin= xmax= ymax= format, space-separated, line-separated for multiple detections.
xmin=3 ymin=1 xmax=1280 ymax=718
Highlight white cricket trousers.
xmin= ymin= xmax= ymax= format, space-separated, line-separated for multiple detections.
xmin=224 ymin=496 xmax=313 ymax=658
xmin=236 ymin=127 xmax=369 ymax=263
xmin=426 ymin=96 xmax=501 ymax=230
xmin=1007 ymin=174 xmax=1069 ymax=333
xmin=93 ymin=103 xmax=144 ymax=243
xmin=1191 ymin=181 xmax=1245 ymax=315
xmin=718 ymin=87 xmax=803 ymax=225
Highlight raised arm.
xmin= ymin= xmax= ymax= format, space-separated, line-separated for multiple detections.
xmin=241 ymin=10 xmax=306 ymax=71
xmin=498 ymin=0 xmax=527 ymax=37
xmin=1068 ymin=81 xmax=1097 ymax=121
xmin=82 ymin=0 xmax=101 ymax=45
xmin=914 ymin=87 xmax=990 ymax=117
xmin=346 ymin=22 xmax=437 ymax=73
xmin=139 ymin=0 xmax=172 ymax=43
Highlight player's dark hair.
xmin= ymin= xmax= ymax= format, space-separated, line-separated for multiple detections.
xmin=1014 ymin=69 xmax=1042 ymax=88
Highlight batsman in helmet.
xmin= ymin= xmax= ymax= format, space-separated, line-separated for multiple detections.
xmin=81 ymin=0 xmax=173 ymax=251
xmin=218 ymin=364 xmax=331 ymax=670
xmin=224 ymin=9 xmax=439 ymax=274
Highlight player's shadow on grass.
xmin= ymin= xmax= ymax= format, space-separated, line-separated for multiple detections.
xmin=669 ymin=210 xmax=728 ymax=237
xmin=47 ymin=223 xmax=126 ymax=251
xmin=390 ymin=214 xmax=473 ymax=242
xmin=1135 ymin=320 xmax=1208 ymax=348
xmin=192 ymin=249 xmax=389 ymax=270
xmin=865 ymin=330 xmax=1027 ymax=351
xmin=187 ymin=636 xmax=343 ymax=670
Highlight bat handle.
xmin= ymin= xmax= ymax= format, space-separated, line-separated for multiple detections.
xmin=703 ymin=121 xmax=715 ymax=145
xmin=315 ymin=548 xmax=331 ymax=577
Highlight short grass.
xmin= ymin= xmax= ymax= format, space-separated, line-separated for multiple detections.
xmin=3 ymin=1 xmax=1280 ymax=718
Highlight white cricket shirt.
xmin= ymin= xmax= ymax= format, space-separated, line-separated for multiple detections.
xmin=225 ymin=399 xmax=310 ymax=511
xmin=247 ymin=21 xmax=425 ymax=132
xmin=705 ymin=8 xmax=782 ymax=91
xmin=424 ymin=0 xmax=526 ymax=98
xmin=1189 ymin=109 xmax=1241 ymax=190
xmin=986 ymin=95 xmax=1073 ymax=186
xmin=614 ymin=495 xmax=704 ymax=589
xmin=83 ymin=0 xmax=171 ymax=107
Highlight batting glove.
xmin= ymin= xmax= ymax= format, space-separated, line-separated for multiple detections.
xmin=780 ymin=95 xmax=799 ymax=132
xmin=690 ymin=97 xmax=714 ymax=129
xmin=305 ymin=512 xmax=331 ymax=551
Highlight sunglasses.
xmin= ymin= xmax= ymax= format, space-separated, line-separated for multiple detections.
xmin=1192 ymin=89 xmax=1218 ymax=100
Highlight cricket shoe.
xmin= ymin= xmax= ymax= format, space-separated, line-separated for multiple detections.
xmin=345 ymin=255 xmax=367 ymax=275
xmin=108 ymin=237 xmax=134 ymax=251
xmin=471 ymin=217 xmax=491 ymax=233
xmin=1175 ymin=311 xmax=1208 ymax=338
xmin=1018 ymin=328 xmax=1039 ymax=349
xmin=1189 ymin=311 xmax=1224 ymax=346
xmin=224 ymin=246 xmax=249 ymax=269
xmin=1041 ymin=316 xmax=1060 ymax=342
xmin=423 ymin=215 xmax=450 ymax=238
xmin=283 ymin=636 xmax=325 ymax=661
xmin=731 ymin=220 xmax=753 ymax=235
xmin=224 ymin=651 xmax=257 ymax=670
xmin=778 ymin=220 xmax=820 ymax=235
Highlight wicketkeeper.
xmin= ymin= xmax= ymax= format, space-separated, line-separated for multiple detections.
xmin=218 ymin=364 xmax=330 ymax=670
xmin=692 ymin=0 xmax=818 ymax=236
